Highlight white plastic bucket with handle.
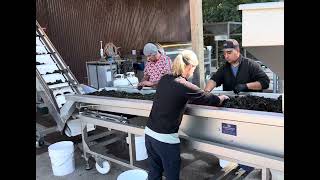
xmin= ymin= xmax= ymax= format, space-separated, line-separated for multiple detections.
xmin=117 ymin=169 xmax=148 ymax=180
xmin=219 ymin=159 xmax=231 ymax=168
xmin=48 ymin=141 xmax=75 ymax=176
xmin=270 ymin=169 xmax=284 ymax=180
xmin=135 ymin=135 xmax=148 ymax=161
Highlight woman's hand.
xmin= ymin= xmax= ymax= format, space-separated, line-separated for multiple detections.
xmin=139 ymin=81 xmax=153 ymax=87
xmin=218 ymin=95 xmax=230 ymax=105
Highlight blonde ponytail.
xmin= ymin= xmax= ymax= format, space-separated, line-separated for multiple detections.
xmin=172 ymin=50 xmax=198 ymax=76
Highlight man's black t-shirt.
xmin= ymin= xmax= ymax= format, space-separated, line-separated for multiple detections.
xmin=211 ymin=55 xmax=270 ymax=91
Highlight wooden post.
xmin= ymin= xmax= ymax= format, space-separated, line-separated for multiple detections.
xmin=190 ymin=0 xmax=205 ymax=88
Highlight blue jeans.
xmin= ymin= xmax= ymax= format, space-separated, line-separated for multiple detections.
xmin=145 ymin=135 xmax=181 ymax=180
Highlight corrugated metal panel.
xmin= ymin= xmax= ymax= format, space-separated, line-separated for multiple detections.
xmin=36 ymin=0 xmax=49 ymax=32
xmin=36 ymin=0 xmax=191 ymax=83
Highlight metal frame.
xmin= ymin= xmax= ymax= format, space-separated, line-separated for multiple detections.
xmin=85 ymin=61 xmax=118 ymax=89
xmin=158 ymin=43 xmax=213 ymax=79
xmin=36 ymin=20 xmax=85 ymax=142
xmin=36 ymin=73 xmax=65 ymax=130
xmin=68 ymin=94 xmax=283 ymax=126
xmin=80 ymin=112 xmax=145 ymax=170
xmin=66 ymin=92 xmax=283 ymax=180
xmin=36 ymin=86 xmax=59 ymax=147
xmin=36 ymin=21 xmax=85 ymax=131
xmin=78 ymin=111 xmax=281 ymax=180
xmin=36 ymin=21 xmax=81 ymax=93
xmin=204 ymin=46 xmax=213 ymax=78
xmin=204 ymin=21 xmax=242 ymax=69
xmin=36 ymin=122 xmax=57 ymax=147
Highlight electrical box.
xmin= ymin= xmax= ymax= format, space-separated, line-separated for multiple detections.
xmin=86 ymin=61 xmax=117 ymax=89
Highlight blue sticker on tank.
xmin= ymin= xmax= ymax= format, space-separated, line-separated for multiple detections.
xmin=222 ymin=123 xmax=237 ymax=136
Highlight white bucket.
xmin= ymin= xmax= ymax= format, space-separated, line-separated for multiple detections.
xmin=135 ymin=135 xmax=148 ymax=161
xmin=117 ymin=169 xmax=148 ymax=180
xmin=270 ymin=169 xmax=284 ymax=180
xmin=48 ymin=141 xmax=75 ymax=176
xmin=65 ymin=119 xmax=95 ymax=137
xmin=219 ymin=159 xmax=231 ymax=168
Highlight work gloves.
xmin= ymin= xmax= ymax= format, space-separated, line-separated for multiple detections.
xmin=233 ymin=84 xmax=248 ymax=94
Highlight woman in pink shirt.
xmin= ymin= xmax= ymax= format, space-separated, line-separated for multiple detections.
xmin=138 ymin=43 xmax=172 ymax=89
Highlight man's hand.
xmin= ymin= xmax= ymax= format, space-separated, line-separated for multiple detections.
xmin=233 ymin=84 xmax=248 ymax=94
xmin=204 ymin=80 xmax=216 ymax=93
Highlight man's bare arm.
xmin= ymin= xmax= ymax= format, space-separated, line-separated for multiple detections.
xmin=204 ymin=80 xmax=217 ymax=92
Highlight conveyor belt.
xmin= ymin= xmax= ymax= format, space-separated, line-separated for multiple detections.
xmin=36 ymin=20 xmax=84 ymax=131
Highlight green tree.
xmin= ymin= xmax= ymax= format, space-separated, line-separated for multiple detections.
xmin=203 ymin=0 xmax=279 ymax=23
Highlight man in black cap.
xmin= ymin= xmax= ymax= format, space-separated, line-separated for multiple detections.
xmin=204 ymin=39 xmax=270 ymax=94
xmin=205 ymin=39 xmax=270 ymax=173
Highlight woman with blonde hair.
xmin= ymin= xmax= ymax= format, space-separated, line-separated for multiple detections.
xmin=145 ymin=50 xmax=229 ymax=180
